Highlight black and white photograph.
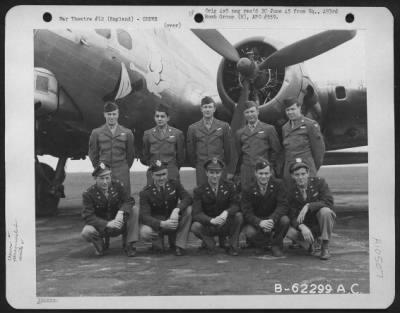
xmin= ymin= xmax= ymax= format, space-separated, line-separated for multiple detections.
xmin=5 ymin=5 xmax=395 ymax=309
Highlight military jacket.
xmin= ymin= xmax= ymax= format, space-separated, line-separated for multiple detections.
xmin=139 ymin=179 xmax=192 ymax=231
xmin=81 ymin=180 xmax=135 ymax=232
xmin=142 ymin=125 xmax=185 ymax=167
xmin=88 ymin=124 xmax=135 ymax=168
xmin=187 ymin=118 xmax=231 ymax=166
xmin=242 ymin=178 xmax=288 ymax=227
xmin=288 ymin=176 xmax=334 ymax=229
xmin=282 ymin=116 xmax=325 ymax=170
xmin=235 ymin=121 xmax=282 ymax=171
xmin=192 ymin=180 xmax=240 ymax=225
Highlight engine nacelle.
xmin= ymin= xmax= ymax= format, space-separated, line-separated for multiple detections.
xmin=34 ymin=68 xmax=58 ymax=116
xmin=34 ymin=67 xmax=82 ymax=121
xmin=216 ymin=37 xmax=306 ymax=126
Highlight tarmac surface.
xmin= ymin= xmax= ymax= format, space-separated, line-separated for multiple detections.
xmin=36 ymin=165 xmax=369 ymax=297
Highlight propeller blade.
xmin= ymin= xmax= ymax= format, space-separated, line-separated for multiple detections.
xmin=192 ymin=29 xmax=240 ymax=62
xmin=260 ymin=30 xmax=357 ymax=69
xmin=230 ymin=80 xmax=250 ymax=132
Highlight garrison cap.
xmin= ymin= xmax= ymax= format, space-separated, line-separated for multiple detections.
xmin=92 ymin=162 xmax=112 ymax=177
xmin=201 ymin=96 xmax=215 ymax=106
xmin=149 ymin=159 xmax=168 ymax=173
xmin=204 ymin=157 xmax=225 ymax=171
xmin=289 ymin=158 xmax=309 ymax=173
xmin=155 ymin=103 xmax=170 ymax=115
xmin=283 ymin=97 xmax=299 ymax=108
xmin=254 ymin=157 xmax=270 ymax=171
xmin=243 ymin=100 xmax=258 ymax=110
xmin=104 ymin=102 xmax=119 ymax=112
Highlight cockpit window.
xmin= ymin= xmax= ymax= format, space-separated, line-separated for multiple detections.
xmin=335 ymin=86 xmax=346 ymax=100
xmin=95 ymin=29 xmax=111 ymax=39
xmin=117 ymin=29 xmax=132 ymax=50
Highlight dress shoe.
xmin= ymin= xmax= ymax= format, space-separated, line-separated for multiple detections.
xmin=92 ymin=238 xmax=104 ymax=256
xmin=271 ymin=245 xmax=283 ymax=257
xmin=125 ymin=244 xmax=137 ymax=257
xmin=174 ymin=247 xmax=185 ymax=256
xmin=320 ymin=248 xmax=330 ymax=260
xmin=226 ymin=246 xmax=239 ymax=256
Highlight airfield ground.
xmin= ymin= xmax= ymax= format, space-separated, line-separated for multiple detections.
xmin=36 ymin=165 xmax=369 ymax=297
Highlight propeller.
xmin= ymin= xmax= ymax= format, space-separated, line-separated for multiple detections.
xmin=192 ymin=29 xmax=240 ymax=62
xmin=259 ymin=30 xmax=357 ymax=69
xmin=192 ymin=29 xmax=357 ymax=173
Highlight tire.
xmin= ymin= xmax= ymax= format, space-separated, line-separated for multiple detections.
xmin=35 ymin=163 xmax=61 ymax=217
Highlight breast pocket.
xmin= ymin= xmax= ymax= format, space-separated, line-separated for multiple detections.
xmin=166 ymin=135 xmax=177 ymax=143
xmin=210 ymin=128 xmax=223 ymax=144
xmin=114 ymin=134 xmax=127 ymax=151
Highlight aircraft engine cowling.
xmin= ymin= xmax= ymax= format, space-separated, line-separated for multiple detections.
xmin=216 ymin=37 xmax=304 ymax=125
xmin=34 ymin=68 xmax=59 ymax=116
xmin=34 ymin=68 xmax=81 ymax=120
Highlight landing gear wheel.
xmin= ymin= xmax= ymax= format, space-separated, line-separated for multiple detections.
xmin=35 ymin=162 xmax=64 ymax=217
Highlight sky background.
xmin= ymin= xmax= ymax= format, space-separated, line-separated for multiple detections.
xmin=38 ymin=28 xmax=367 ymax=173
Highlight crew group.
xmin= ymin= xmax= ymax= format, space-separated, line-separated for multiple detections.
xmin=82 ymin=96 xmax=336 ymax=260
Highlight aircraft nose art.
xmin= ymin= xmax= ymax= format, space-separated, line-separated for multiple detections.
xmin=103 ymin=62 xmax=134 ymax=101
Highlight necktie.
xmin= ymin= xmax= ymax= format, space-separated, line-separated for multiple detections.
xmin=301 ymin=188 xmax=307 ymax=200
xmin=249 ymin=124 xmax=254 ymax=132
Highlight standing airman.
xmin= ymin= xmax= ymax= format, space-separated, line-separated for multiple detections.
xmin=282 ymin=97 xmax=325 ymax=183
xmin=142 ymin=103 xmax=185 ymax=183
xmin=187 ymin=96 xmax=232 ymax=186
xmin=233 ymin=100 xmax=282 ymax=187
xmin=88 ymin=102 xmax=135 ymax=194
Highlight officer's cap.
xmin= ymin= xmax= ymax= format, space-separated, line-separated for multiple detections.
xmin=283 ymin=97 xmax=299 ymax=108
xmin=201 ymin=96 xmax=215 ymax=106
xmin=104 ymin=102 xmax=119 ymax=113
xmin=289 ymin=158 xmax=309 ymax=173
xmin=149 ymin=160 xmax=168 ymax=173
xmin=155 ymin=103 xmax=170 ymax=115
xmin=204 ymin=157 xmax=225 ymax=171
xmin=254 ymin=157 xmax=270 ymax=171
xmin=243 ymin=100 xmax=258 ymax=111
xmin=92 ymin=162 xmax=112 ymax=177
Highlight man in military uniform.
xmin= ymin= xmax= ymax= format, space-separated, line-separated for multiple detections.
xmin=88 ymin=102 xmax=135 ymax=194
xmin=241 ymin=157 xmax=290 ymax=257
xmin=285 ymin=159 xmax=336 ymax=260
xmin=187 ymin=96 xmax=232 ymax=186
xmin=139 ymin=160 xmax=192 ymax=256
xmin=191 ymin=157 xmax=243 ymax=256
xmin=142 ymin=103 xmax=185 ymax=183
xmin=282 ymin=97 xmax=325 ymax=184
xmin=232 ymin=100 xmax=282 ymax=187
xmin=81 ymin=163 xmax=139 ymax=257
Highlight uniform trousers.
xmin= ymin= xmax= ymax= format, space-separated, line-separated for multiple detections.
xmin=240 ymin=163 xmax=256 ymax=188
xmin=111 ymin=162 xmax=131 ymax=195
xmin=286 ymin=207 xmax=336 ymax=248
xmin=191 ymin=212 xmax=243 ymax=250
xmin=140 ymin=206 xmax=192 ymax=249
xmin=81 ymin=205 xmax=140 ymax=246
xmin=243 ymin=215 xmax=290 ymax=247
